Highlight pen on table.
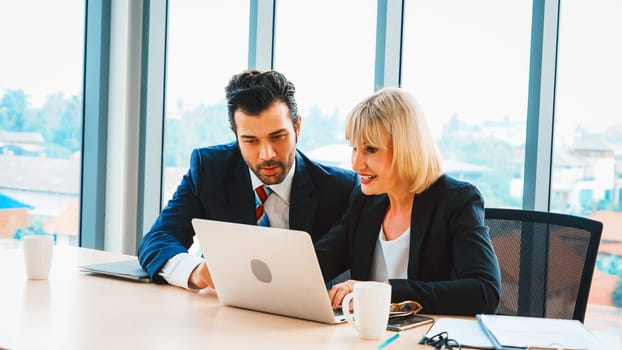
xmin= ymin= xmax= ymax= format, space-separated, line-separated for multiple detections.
xmin=377 ymin=333 xmax=400 ymax=349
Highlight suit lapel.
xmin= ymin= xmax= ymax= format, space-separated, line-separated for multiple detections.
xmin=408 ymin=179 xmax=439 ymax=279
xmin=355 ymin=195 xmax=389 ymax=279
xmin=289 ymin=153 xmax=318 ymax=233
xmin=226 ymin=155 xmax=255 ymax=225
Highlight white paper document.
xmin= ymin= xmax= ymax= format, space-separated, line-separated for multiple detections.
xmin=423 ymin=315 xmax=606 ymax=350
xmin=477 ymin=314 xmax=605 ymax=350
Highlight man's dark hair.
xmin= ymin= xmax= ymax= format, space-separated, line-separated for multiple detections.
xmin=225 ymin=70 xmax=299 ymax=132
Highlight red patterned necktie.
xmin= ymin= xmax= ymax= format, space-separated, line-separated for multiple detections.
xmin=254 ymin=185 xmax=272 ymax=226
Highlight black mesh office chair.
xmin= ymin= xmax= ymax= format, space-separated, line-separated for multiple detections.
xmin=484 ymin=208 xmax=603 ymax=322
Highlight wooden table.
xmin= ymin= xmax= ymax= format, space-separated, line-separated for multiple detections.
xmin=0 ymin=246 xmax=437 ymax=350
xmin=3 ymin=246 xmax=619 ymax=350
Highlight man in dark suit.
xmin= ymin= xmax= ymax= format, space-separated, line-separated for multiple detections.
xmin=138 ymin=70 xmax=358 ymax=290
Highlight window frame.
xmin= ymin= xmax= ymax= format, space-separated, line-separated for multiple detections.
xmin=82 ymin=0 xmax=560 ymax=252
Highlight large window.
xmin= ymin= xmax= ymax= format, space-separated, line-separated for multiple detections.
xmin=401 ymin=0 xmax=533 ymax=208
xmin=553 ymin=0 xmax=622 ymax=308
xmin=0 ymin=1 xmax=84 ymax=248
xmin=7 ymin=0 xmax=618 ymax=313
xmin=274 ymin=0 xmax=376 ymax=167
xmin=162 ymin=0 xmax=249 ymax=205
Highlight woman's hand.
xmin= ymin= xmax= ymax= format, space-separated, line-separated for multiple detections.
xmin=188 ymin=261 xmax=214 ymax=290
xmin=328 ymin=279 xmax=360 ymax=309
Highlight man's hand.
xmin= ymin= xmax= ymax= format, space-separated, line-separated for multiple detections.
xmin=328 ymin=279 xmax=360 ymax=309
xmin=188 ymin=261 xmax=214 ymax=290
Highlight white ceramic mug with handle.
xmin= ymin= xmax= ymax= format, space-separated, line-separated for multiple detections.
xmin=341 ymin=281 xmax=392 ymax=339
xmin=23 ymin=235 xmax=54 ymax=280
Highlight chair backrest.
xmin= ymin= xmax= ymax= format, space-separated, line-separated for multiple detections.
xmin=484 ymin=208 xmax=603 ymax=322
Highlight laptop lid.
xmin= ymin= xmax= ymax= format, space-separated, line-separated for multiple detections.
xmin=191 ymin=218 xmax=345 ymax=324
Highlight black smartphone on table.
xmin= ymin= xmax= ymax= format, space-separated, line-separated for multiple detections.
xmin=387 ymin=314 xmax=434 ymax=331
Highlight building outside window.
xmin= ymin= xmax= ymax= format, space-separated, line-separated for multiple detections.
xmin=0 ymin=0 xmax=84 ymax=248
xmin=273 ymin=0 xmax=376 ymax=166
xmin=162 ymin=0 xmax=249 ymax=205
xmin=552 ymin=0 xmax=622 ymax=309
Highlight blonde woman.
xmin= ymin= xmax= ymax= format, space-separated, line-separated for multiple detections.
xmin=315 ymin=87 xmax=501 ymax=316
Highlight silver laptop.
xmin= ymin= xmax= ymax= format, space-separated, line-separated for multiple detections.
xmin=191 ymin=218 xmax=346 ymax=324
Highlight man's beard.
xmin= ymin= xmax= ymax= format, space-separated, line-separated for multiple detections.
xmin=251 ymin=154 xmax=294 ymax=185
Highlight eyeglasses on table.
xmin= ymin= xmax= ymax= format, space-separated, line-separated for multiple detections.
xmin=418 ymin=331 xmax=462 ymax=350
xmin=389 ymin=300 xmax=423 ymax=319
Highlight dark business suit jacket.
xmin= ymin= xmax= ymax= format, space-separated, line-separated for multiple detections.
xmin=315 ymin=174 xmax=501 ymax=315
xmin=138 ymin=142 xmax=358 ymax=283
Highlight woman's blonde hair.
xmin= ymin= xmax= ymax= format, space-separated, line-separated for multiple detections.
xmin=345 ymin=87 xmax=443 ymax=193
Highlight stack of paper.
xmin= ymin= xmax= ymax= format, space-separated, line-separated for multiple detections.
xmin=477 ymin=314 xmax=603 ymax=350
xmin=423 ymin=315 xmax=605 ymax=349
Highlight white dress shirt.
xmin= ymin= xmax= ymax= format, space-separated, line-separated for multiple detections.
xmin=159 ymin=159 xmax=296 ymax=290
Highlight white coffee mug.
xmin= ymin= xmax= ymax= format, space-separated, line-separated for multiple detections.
xmin=341 ymin=281 xmax=392 ymax=339
xmin=23 ymin=235 xmax=54 ymax=280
